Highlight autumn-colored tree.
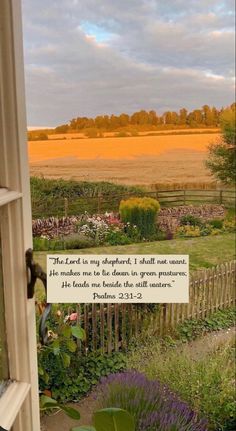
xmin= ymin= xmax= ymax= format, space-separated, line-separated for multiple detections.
xmin=119 ymin=113 xmax=130 ymax=127
xmin=55 ymin=124 xmax=69 ymax=133
xmin=57 ymin=103 xmax=234 ymax=133
xmin=164 ymin=111 xmax=172 ymax=124
xmin=179 ymin=108 xmax=188 ymax=125
xmin=148 ymin=110 xmax=158 ymax=125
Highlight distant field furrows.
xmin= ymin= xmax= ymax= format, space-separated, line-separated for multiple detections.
xmin=28 ymin=132 xmax=219 ymax=186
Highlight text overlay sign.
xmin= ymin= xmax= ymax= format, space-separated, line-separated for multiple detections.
xmin=47 ymin=255 xmax=189 ymax=303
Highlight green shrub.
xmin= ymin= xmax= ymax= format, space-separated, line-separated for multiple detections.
xmin=33 ymin=237 xmax=65 ymax=251
xmin=105 ymin=230 xmax=133 ymax=246
xmin=63 ymin=234 xmax=95 ymax=249
xmin=33 ymin=234 xmax=94 ymax=251
xmin=176 ymin=308 xmax=236 ymax=341
xmin=39 ymin=350 xmax=126 ymax=403
xmin=180 ymin=214 xmax=203 ymax=227
xmin=30 ymin=177 xmax=145 ymax=218
xmin=208 ymin=219 xmax=224 ymax=229
xmin=119 ymin=197 xmax=160 ymax=238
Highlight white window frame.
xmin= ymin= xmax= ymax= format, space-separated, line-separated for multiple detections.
xmin=0 ymin=1 xmax=40 ymax=430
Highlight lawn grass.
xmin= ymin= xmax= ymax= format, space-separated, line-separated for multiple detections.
xmin=35 ymin=233 xmax=235 ymax=272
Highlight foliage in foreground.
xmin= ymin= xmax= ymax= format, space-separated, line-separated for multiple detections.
xmin=96 ymin=371 xmax=208 ymax=431
xmin=39 ymin=348 xmax=125 ymax=403
xmin=41 ymin=396 xmax=134 ymax=431
xmin=128 ymin=337 xmax=235 ymax=430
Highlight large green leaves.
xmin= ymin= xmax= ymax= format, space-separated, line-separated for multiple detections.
xmin=93 ymin=408 xmax=135 ymax=431
xmin=71 ymin=326 xmax=86 ymax=340
xmin=60 ymin=405 xmax=81 ymax=420
xmin=40 ymin=395 xmax=57 ymax=409
xmin=40 ymin=395 xmax=81 ymax=420
xmin=41 ymin=397 xmax=134 ymax=431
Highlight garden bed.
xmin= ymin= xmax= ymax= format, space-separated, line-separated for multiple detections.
xmin=40 ymin=326 xmax=235 ymax=431
xmin=157 ymin=204 xmax=226 ymax=233
xmin=32 ymin=203 xmax=234 ymax=253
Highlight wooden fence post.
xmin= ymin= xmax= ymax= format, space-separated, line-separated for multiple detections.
xmin=107 ymin=304 xmax=112 ymax=354
xmin=99 ymin=304 xmax=105 ymax=354
xmin=76 ymin=304 xmax=81 ymax=353
xmin=75 ymin=261 xmax=235 ymax=355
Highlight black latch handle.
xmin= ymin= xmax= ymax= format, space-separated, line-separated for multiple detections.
xmin=26 ymin=248 xmax=51 ymax=345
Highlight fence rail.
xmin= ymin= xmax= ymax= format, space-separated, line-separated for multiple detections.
xmin=73 ymin=261 xmax=235 ymax=354
xmin=32 ymin=189 xmax=235 ymax=218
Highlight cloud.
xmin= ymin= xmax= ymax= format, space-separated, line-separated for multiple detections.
xmin=22 ymin=0 xmax=235 ymax=126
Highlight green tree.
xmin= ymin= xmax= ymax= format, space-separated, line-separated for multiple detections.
xmin=206 ymin=108 xmax=236 ymax=184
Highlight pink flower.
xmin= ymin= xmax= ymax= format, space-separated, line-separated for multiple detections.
xmin=69 ymin=313 xmax=77 ymax=322
xmin=69 ymin=312 xmax=78 ymax=321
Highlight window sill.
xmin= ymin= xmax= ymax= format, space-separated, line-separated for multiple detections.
xmin=0 ymin=381 xmax=30 ymax=430
xmin=0 ymin=189 xmax=22 ymax=207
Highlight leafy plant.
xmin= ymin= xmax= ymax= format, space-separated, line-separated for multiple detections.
xmin=105 ymin=229 xmax=132 ymax=245
xmin=38 ymin=320 xmax=85 ymax=386
xmin=40 ymin=396 xmax=134 ymax=431
xmin=180 ymin=214 xmax=203 ymax=227
xmin=208 ymin=219 xmax=223 ymax=229
xmin=39 ymin=348 xmax=126 ymax=402
xmin=176 ymin=308 xmax=236 ymax=341
xmin=40 ymin=395 xmax=81 ymax=419
xmin=91 ymin=408 xmax=135 ymax=431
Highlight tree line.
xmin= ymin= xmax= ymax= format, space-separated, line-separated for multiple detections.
xmin=55 ymin=103 xmax=235 ymax=133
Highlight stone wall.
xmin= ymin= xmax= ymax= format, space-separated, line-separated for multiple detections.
xmin=157 ymin=204 xmax=226 ymax=233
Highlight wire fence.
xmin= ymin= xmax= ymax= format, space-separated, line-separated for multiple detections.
xmin=31 ymin=189 xmax=235 ymax=219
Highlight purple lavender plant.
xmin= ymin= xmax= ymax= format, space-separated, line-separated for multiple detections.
xmin=96 ymin=371 xmax=208 ymax=431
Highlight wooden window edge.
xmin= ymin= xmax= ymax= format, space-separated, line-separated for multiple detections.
xmin=0 ymin=381 xmax=30 ymax=430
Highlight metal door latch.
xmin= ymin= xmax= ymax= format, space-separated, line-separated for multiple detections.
xmin=26 ymin=248 xmax=51 ymax=344
xmin=26 ymin=248 xmax=46 ymax=299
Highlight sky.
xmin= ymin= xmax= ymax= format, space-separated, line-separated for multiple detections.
xmin=22 ymin=0 xmax=235 ymax=127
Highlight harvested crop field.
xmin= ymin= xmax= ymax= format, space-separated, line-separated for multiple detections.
xmin=29 ymin=133 xmax=220 ymax=186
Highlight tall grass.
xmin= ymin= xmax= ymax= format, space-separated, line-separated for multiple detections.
xmin=128 ymin=341 xmax=235 ymax=430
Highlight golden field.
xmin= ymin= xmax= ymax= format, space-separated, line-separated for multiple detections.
xmin=28 ymin=132 xmax=220 ymax=186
